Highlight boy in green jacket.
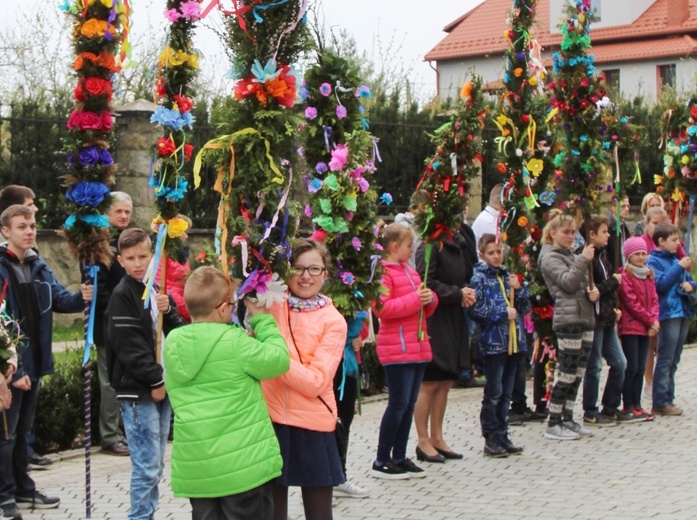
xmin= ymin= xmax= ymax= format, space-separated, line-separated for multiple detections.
xmin=164 ymin=266 xmax=290 ymax=519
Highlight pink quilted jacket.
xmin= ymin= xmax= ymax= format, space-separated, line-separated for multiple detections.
xmin=372 ymin=261 xmax=437 ymax=366
xmin=262 ymin=299 xmax=347 ymax=432
xmin=617 ymin=266 xmax=659 ymax=336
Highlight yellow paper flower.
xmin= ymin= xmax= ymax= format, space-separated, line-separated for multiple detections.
xmin=653 ymin=175 xmax=664 ymax=185
xmin=150 ymin=216 xmax=164 ymax=233
xmin=187 ymin=52 xmax=200 ymax=69
xmin=167 ymin=217 xmax=189 ymax=238
xmin=528 ymin=76 xmax=538 ymax=87
xmin=682 ymin=155 xmax=690 ymax=165
xmin=527 ymin=158 xmax=544 ymax=177
xmin=159 ymin=47 xmax=189 ymax=67
xmin=99 ymin=0 xmax=113 ymax=7
xmin=671 ymin=190 xmax=685 ymax=203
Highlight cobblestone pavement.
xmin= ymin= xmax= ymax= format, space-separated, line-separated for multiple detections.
xmin=26 ymin=347 xmax=697 ymax=519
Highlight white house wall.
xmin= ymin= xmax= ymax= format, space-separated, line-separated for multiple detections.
xmin=548 ymin=0 xmax=655 ymax=33
xmin=437 ymin=56 xmax=697 ymax=102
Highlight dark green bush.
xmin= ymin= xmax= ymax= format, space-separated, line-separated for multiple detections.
xmin=34 ymin=347 xmax=101 ymax=453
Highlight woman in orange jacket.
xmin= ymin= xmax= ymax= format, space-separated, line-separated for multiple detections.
xmin=262 ymin=239 xmax=347 ymax=520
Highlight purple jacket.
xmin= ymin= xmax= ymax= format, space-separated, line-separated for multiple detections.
xmin=372 ymin=261 xmax=437 ymax=366
xmin=617 ymin=266 xmax=659 ymax=336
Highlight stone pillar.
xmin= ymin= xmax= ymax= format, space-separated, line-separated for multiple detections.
xmin=114 ymin=99 xmax=158 ymax=231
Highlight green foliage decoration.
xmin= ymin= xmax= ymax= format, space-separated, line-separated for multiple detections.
xmin=299 ymin=50 xmax=385 ymax=317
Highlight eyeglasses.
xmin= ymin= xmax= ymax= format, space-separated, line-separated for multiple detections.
xmin=290 ymin=265 xmax=326 ymax=277
xmin=215 ymin=299 xmax=236 ymax=309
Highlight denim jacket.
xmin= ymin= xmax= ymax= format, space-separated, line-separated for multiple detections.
xmin=470 ymin=263 xmax=530 ymax=356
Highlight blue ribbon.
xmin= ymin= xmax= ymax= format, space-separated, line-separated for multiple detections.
xmin=252 ymin=0 xmax=289 ymax=23
xmin=144 ymin=224 xmax=168 ymax=309
xmin=83 ymin=264 xmax=99 ymax=366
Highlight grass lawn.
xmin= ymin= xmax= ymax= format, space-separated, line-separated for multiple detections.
xmin=52 ymin=320 xmax=85 ymax=344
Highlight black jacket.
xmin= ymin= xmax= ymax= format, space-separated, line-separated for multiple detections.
xmin=591 ymin=246 xmax=620 ymax=327
xmin=105 ymin=274 xmax=185 ymax=400
xmin=416 ymin=231 xmax=474 ymax=375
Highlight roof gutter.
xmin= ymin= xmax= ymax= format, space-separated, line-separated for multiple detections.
xmin=428 ymin=60 xmax=440 ymax=102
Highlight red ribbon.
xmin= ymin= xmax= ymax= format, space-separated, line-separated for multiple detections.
xmin=430 ymin=224 xmax=452 ymax=242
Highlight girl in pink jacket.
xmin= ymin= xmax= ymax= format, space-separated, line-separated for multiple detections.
xmin=371 ymin=224 xmax=438 ymax=480
xmin=617 ymin=237 xmax=659 ymax=421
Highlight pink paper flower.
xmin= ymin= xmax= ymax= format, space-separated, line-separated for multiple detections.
xmin=329 ymin=144 xmax=349 ymax=171
xmin=164 ymin=8 xmax=181 ymax=22
xmin=351 ymin=237 xmax=361 ymax=250
xmin=319 ymin=83 xmax=332 ymax=96
xmin=180 ymin=0 xmax=201 ymax=20
xmin=336 ymin=105 xmax=347 ymax=119
xmin=305 ymin=107 xmax=318 ymax=120
xmin=304 ymin=204 xmax=312 ymax=217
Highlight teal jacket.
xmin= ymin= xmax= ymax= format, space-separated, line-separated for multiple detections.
xmin=164 ymin=315 xmax=290 ymax=498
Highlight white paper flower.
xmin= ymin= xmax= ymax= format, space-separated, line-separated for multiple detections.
xmin=255 ymin=272 xmax=288 ymax=309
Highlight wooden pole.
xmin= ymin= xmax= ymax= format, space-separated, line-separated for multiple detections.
xmin=83 ymin=303 xmax=92 ymax=518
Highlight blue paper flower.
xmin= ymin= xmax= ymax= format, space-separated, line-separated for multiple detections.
xmin=356 ymin=85 xmax=371 ymax=98
xmin=308 ymin=178 xmax=323 ymax=193
xmin=250 ymin=58 xmax=281 ymax=83
xmin=380 ymin=193 xmax=393 ymax=205
xmin=66 ymin=181 xmax=110 ymax=207
xmin=539 ymin=190 xmax=556 ymax=206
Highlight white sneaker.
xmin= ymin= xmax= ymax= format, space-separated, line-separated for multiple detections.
xmin=334 ymin=479 xmax=370 ymax=498
xmin=544 ymin=423 xmax=580 ymax=441
xmin=562 ymin=420 xmax=594 ymax=438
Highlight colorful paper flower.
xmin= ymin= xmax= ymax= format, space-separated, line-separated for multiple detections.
xmin=336 ymin=106 xmax=347 ymax=119
xmin=305 ymin=107 xmax=318 ymax=120
xmin=340 ymin=271 xmax=355 ymax=285
xmin=66 ymin=181 xmax=110 ymax=207
xmin=351 ymin=237 xmax=362 ymax=250
xmin=319 ymin=83 xmax=332 ymax=96
xmin=380 ymin=193 xmax=393 ymax=205
xmin=329 ymin=144 xmax=349 ymax=171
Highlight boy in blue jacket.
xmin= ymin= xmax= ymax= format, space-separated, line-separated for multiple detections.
xmin=0 ymin=205 xmax=92 ymax=520
xmin=646 ymin=222 xmax=696 ymax=416
xmin=470 ymin=234 xmax=530 ymax=458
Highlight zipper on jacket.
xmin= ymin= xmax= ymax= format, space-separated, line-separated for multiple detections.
xmin=402 ymin=264 xmax=417 ymax=290
xmin=399 ymin=325 xmax=407 ymax=353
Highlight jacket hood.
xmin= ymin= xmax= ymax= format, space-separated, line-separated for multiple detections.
xmin=166 ymin=322 xmax=230 ymax=383
xmin=474 ymin=263 xmax=507 ymax=276
xmin=0 ymin=243 xmax=39 ymax=264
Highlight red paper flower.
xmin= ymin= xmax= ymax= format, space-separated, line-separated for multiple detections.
xmin=157 ymin=137 xmax=176 ymax=156
xmin=184 ymin=143 xmax=194 ymax=161
xmin=174 ymin=94 xmax=194 ymax=113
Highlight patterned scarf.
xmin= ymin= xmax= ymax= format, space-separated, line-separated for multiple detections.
xmin=287 ymin=294 xmax=329 ymax=313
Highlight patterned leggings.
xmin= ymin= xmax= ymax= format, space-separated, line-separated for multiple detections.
xmin=548 ymin=328 xmax=594 ymax=425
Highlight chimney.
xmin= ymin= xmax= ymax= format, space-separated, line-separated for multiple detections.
xmin=667 ymin=0 xmax=690 ymax=26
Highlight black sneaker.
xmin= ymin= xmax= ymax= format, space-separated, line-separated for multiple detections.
xmin=370 ymin=460 xmax=409 ymax=480
xmin=15 ymin=490 xmax=60 ymax=510
xmin=507 ymin=412 xmax=526 ymax=426
xmin=27 ymin=454 xmax=52 ymax=471
xmin=395 ymin=458 xmax=426 ymax=478
xmin=526 ymin=408 xmax=548 ymax=422
xmin=0 ymin=503 xmax=22 ymax=520
xmin=583 ymin=412 xmax=617 ymax=427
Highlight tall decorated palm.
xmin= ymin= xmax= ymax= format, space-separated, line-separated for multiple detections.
xmin=60 ymin=0 xmax=128 ymax=516
xmin=194 ymin=1 xmax=310 ymax=304
xmin=660 ymin=99 xmax=697 ymax=251
xmin=299 ymin=48 xmax=385 ymax=402
xmin=412 ymin=75 xmax=486 ymax=338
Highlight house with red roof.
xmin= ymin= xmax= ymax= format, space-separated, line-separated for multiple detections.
xmin=425 ymin=0 xmax=697 ymax=101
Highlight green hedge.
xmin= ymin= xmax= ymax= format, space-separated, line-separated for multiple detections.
xmin=34 ymin=347 xmax=101 ymax=454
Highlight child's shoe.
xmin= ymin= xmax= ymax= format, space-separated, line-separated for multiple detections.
xmin=562 ymin=419 xmax=594 ymax=437
xmin=544 ymin=423 xmax=580 ymax=441
xmin=334 ymin=479 xmax=370 ymax=498
xmin=483 ymin=433 xmax=509 ymax=457
xmin=631 ymin=407 xmax=655 ymax=422
xmin=496 ymin=431 xmax=523 ymax=455
xmin=371 ymin=460 xmax=410 ymax=480
xmin=583 ymin=411 xmax=616 ymax=427
xmin=395 ymin=458 xmax=427 ymax=478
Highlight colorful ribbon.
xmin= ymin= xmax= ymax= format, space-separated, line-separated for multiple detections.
xmin=142 ymin=224 xmax=168 ymax=308
xmin=83 ymin=264 xmax=100 ymax=366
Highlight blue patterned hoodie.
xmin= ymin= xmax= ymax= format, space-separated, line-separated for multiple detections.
xmin=470 ymin=263 xmax=530 ymax=356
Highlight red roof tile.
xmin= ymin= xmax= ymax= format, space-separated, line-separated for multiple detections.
xmin=425 ymin=0 xmax=697 ymax=62
xmin=590 ymin=34 xmax=697 ymax=63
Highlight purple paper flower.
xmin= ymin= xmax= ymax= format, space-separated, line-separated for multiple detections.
xmin=374 ymin=243 xmax=384 ymax=251
xmin=340 ymin=271 xmax=355 ymax=286
xmin=308 ymin=178 xmax=323 ymax=193
xmin=319 ymin=83 xmax=332 ymax=96
xmin=336 ymin=106 xmax=347 ymax=120
xmin=358 ymin=178 xmax=370 ymax=193
xmin=299 ymin=86 xmax=309 ymax=100
xmin=305 ymin=107 xmax=318 ymax=120
xmin=99 ymin=148 xmax=114 ymax=166
xmin=304 ymin=204 xmax=313 ymax=217
xmin=315 ymin=162 xmax=328 ymax=174
xmin=351 ymin=237 xmax=361 ymax=250
xmin=380 ymin=193 xmax=393 ymax=205
xmin=66 ymin=181 xmax=110 ymax=207
xmin=297 ymin=147 xmax=304 ymax=157
xmin=78 ymin=147 xmax=101 ymax=166
xmin=347 ymin=211 xmax=354 ymax=221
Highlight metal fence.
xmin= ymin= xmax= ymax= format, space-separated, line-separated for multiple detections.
xmin=0 ymin=104 xmax=464 ymax=229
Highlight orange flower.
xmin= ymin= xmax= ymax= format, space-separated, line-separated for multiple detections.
xmin=74 ymin=52 xmax=97 ymax=70
xmin=517 ymin=216 xmax=528 ymax=227
xmin=501 ymin=232 xmax=508 ymax=242
xmin=80 ymin=19 xmax=116 ymax=39
xmin=460 ymin=82 xmax=473 ymax=100
xmin=497 ymin=162 xmax=507 ymax=173
xmin=514 ymin=68 xmax=523 ymax=78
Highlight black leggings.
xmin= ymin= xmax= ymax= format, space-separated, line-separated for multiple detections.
xmin=272 ymin=485 xmax=333 ymax=520
xmin=333 ymin=369 xmax=358 ymax=476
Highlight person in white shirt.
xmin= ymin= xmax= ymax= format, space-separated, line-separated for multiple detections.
xmin=472 ymin=184 xmax=504 ymax=246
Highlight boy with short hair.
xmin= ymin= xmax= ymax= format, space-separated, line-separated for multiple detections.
xmin=646 ymin=222 xmax=695 ymax=416
xmin=164 ymin=266 xmax=290 ymax=518
xmin=0 ymin=205 xmax=92 ymax=520
xmin=470 ymin=233 xmax=530 ymax=458
xmin=105 ymin=228 xmax=185 ymax=520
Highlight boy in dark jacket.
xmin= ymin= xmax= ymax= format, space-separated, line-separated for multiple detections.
xmin=646 ymin=222 xmax=696 ymax=416
xmin=470 ymin=234 xmax=530 ymax=458
xmin=581 ymin=215 xmax=629 ymax=426
xmin=105 ymin=228 xmax=185 ymax=520
xmin=0 ymin=205 xmax=92 ymax=520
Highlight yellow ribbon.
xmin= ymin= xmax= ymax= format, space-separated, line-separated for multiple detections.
xmin=497 ymin=275 xmax=517 ymax=355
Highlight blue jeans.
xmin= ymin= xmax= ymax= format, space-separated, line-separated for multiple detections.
xmin=376 ymin=364 xmax=426 ymax=464
xmin=653 ymin=318 xmax=689 ymax=408
xmin=0 ymin=381 xmax=39 ymax=505
xmin=120 ymin=398 xmax=172 ymax=520
xmin=480 ymin=353 xmax=517 ymax=435
xmin=620 ymin=335 xmax=649 ymax=409
xmin=583 ymin=325 xmax=626 ymax=414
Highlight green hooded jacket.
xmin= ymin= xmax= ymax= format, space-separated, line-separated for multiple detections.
xmin=164 ymin=314 xmax=290 ymax=498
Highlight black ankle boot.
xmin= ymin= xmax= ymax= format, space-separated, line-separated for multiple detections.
xmin=496 ymin=431 xmax=524 ymax=455
xmin=483 ymin=433 xmax=509 ymax=458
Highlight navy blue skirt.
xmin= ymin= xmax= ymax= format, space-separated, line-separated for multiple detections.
xmin=273 ymin=423 xmax=345 ymax=488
